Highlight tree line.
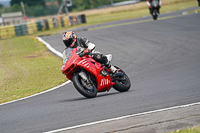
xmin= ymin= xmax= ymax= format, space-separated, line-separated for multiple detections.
xmin=0 ymin=0 xmax=143 ymax=17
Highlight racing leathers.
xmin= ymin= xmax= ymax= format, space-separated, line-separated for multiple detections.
xmin=147 ymin=0 xmax=161 ymax=14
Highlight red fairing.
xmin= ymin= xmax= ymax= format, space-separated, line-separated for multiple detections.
xmin=62 ymin=48 xmax=115 ymax=92
xmin=62 ymin=48 xmax=81 ymax=80
xmin=96 ymin=74 xmax=114 ymax=92
xmin=76 ymin=53 xmax=114 ymax=91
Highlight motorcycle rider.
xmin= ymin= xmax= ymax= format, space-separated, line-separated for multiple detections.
xmin=147 ymin=0 xmax=161 ymax=14
xmin=62 ymin=31 xmax=118 ymax=74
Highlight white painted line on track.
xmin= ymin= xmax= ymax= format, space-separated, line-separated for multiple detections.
xmin=44 ymin=101 xmax=200 ymax=133
xmin=0 ymin=37 xmax=71 ymax=106
xmin=36 ymin=36 xmax=63 ymax=58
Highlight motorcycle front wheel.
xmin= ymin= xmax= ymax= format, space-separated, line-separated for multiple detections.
xmin=72 ymin=72 xmax=97 ymax=98
xmin=152 ymin=9 xmax=158 ymax=20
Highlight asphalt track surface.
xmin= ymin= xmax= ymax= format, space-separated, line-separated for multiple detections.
xmin=1 ymin=8 xmax=200 ymax=133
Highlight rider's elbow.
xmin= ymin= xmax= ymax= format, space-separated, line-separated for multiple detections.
xmin=88 ymin=43 xmax=95 ymax=51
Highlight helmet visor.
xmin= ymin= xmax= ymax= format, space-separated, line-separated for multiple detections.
xmin=64 ymin=38 xmax=74 ymax=47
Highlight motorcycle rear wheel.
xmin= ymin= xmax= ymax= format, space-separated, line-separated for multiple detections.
xmin=113 ymin=66 xmax=131 ymax=92
xmin=72 ymin=72 xmax=97 ymax=98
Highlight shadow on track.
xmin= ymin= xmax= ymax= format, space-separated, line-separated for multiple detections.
xmin=58 ymin=91 xmax=132 ymax=103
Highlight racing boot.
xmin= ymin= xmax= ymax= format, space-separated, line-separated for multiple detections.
xmin=104 ymin=54 xmax=123 ymax=77
xmin=108 ymin=64 xmax=124 ymax=79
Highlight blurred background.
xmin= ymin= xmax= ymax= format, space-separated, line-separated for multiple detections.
xmin=0 ymin=0 xmax=143 ymax=18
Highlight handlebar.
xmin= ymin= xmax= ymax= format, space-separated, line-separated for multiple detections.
xmin=78 ymin=51 xmax=99 ymax=58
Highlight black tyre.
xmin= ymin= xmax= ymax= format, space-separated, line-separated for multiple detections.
xmin=153 ymin=15 xmax=157 ymax=20
xmin=113 ymin=66 xmax=131 ymax=92
xmin=72 ymin=72 xmax=97 ymax=98
xmin=152 ymin=9 xmax=158 ymax=20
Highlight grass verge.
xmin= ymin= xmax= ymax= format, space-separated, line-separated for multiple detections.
xmin=168 ymin=126 xmax=200 ymax=133
xmin=0 ymin=36 xmax=66 ymax=104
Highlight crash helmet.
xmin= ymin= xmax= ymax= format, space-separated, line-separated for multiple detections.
xmin=62 ymin=31 xmax=77 ymax=48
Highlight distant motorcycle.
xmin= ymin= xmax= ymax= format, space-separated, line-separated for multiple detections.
xmin=151 ymin=0 xmax=159 ymax=20
xmin=61 ymin=48 xmax=131 ymax=98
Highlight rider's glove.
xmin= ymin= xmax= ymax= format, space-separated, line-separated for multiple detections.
xmin=149 ymin=5 xmax=152 ymax=8
xmin=83 ymin=49 xmax=91 ymax=54
xmin=78 ymin=49 xmax=91 ymax=57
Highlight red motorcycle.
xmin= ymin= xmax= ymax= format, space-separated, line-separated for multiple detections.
xmin=61 ymin=48 xmax=131 ymax=98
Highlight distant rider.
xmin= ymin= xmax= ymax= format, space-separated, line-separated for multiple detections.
xmin=62 ymin=31 xmax=118 ymax=74
xmin=147 ymin=0 xmax=161 ymax=14
xmin=198 ymin=0 xmax=200 ymax=7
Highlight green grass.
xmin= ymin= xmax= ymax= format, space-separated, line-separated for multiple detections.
xmin=0 ymin=36 xmax=66 ymax=103
xmin=169 ymin=126 xmax=200 ymax=133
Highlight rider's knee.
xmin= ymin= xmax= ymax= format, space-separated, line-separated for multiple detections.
xmin=93 ymin=54 xmax=108 ymax=64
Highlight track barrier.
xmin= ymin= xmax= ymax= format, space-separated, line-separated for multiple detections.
xmin=0 ymin=14 xmax=86 ymax=39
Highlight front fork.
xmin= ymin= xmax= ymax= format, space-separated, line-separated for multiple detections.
xmin=78 ymin=70 xmax=94 ymax=90
xmin=78 ymin=70 xmax=91 ymax=84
